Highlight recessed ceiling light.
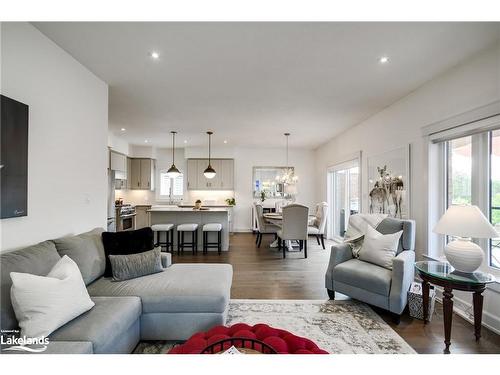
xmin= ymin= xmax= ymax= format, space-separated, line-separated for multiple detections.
xmin=223 ymin=140 xmax=228 ymax=144
xmin=150 ymin=51 xmax=160 ymax=59
xmin=379 ymin=56 xmax=389 ymax=64
xmin=144 ymin=140 xmax=149 ymax=143
xmin=184 ymin=140 xmax=188 ymax=144
xmin=120 ymin=128 xmax=126 ymax=132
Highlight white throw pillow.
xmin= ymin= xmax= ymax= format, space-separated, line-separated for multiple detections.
xmin=10 ymin=255 xmax=95 ymax=338
xmin=358 ymin=225 xmax=403 ymax=270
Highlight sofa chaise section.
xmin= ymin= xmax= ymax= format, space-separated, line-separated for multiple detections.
xmin=50 ymin=296 xmax=141 ymax=354
xmin=87 ymin=263 xmax=233 ymax=340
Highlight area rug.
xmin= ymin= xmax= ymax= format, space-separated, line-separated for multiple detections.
xmin=133 ymin=299 xmax=416 ymax=354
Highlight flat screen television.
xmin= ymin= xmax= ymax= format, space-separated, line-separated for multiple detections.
xmin=1 ymin=94 xmax=29 ymax=219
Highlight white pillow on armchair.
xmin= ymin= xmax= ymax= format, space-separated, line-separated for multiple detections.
xmin=357 ymin=225 xmax=403 ymax=270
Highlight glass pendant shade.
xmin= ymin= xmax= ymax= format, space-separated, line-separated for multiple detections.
xmin=203 ymin=164 xmax=216 ymax=179
xmin=204 ymin=131 xmax=216 ymax=179
xmin=167 ymin=131 xmax=181 ymax=177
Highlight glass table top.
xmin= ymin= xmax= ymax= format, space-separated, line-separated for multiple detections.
xmin=415 ymin=261 xmax=496 ymax=285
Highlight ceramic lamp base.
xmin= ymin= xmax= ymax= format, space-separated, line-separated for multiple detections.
xmin=444 ymin=238 xmax=483 ymax=273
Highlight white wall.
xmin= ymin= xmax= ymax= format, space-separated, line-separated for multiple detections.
xmin=108 ymin=132 xmax=129 ymax=155
xmin=0 ymin=23 xmax=108 ymax=250
xmin=114 ymin=144 xmax=316 ymax=231
xmin=314 ymin=42 xmax=500 ymax=333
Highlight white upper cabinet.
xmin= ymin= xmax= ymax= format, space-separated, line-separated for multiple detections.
xmin=187 ymin=158 xmax=234 ymax=190
xmin=110 ymin=151 xmax=127 ymax=172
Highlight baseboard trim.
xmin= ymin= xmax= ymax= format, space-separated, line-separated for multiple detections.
xmin=434 ymin=289 xmax=500 ymax=336
xmin=233 ymin=228 xmax=253 ymax=233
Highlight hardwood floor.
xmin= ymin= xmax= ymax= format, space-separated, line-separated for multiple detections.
xmin=171 ymin=232 xmax=500 ymax=354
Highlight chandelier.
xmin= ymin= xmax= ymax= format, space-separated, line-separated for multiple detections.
xmin=276 ymin=133 xmax=298 ymax=186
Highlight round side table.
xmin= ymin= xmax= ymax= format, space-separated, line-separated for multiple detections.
xmin=415 ymin=261 xmax=496 ymax=354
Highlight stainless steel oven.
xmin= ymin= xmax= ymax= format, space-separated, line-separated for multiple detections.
xmin=120 ymin=214 xmax=136 ymax=231
xmin=115 ymin=204 xmax=136 ymax=232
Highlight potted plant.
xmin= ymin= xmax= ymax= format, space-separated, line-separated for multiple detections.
xmin=260 ymin=191 xmax=266 ymax=202
xmin=225 ymin=197 xmax=236 ymax=206
xmin=194 ymin=199 xmax=202 ymax=210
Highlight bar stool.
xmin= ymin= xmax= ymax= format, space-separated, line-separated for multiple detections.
xmin=177 ymin=223 xmax=199 ymax=255
xmin=151 ymin=224 xmax=174 ymax=253
xmin=202 ymin=223 xmax=222 ymax=255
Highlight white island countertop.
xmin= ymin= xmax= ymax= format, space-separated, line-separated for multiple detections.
xmin=148 ymin=205 xmax=229 ymax=212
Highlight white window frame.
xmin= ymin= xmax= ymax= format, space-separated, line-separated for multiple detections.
xmin=156 ymin=170 xmax=184 ymax=202
xmin=428 ymin=115 xmax=500 ymax=282
xmin=326 ymin=154 xmax=361 ymax=241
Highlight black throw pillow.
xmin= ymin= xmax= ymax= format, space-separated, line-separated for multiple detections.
xmin=101 ymin=227 xmax=155 ymax=277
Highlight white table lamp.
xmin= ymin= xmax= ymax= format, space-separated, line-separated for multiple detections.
xmin=433 ymin=205 xmax=499 ymax=273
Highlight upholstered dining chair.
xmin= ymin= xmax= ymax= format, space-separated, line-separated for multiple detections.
xmin=277 ymin=204 xmax=309 ymax=258
xmin=308 ymin=202 xmax=328 ymax=249
xmin=324 ymin=216 xmax=416 ymax=323
xmin=255 ymin=203 xmax=280 ymax=248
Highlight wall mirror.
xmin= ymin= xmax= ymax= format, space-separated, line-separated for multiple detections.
xmin=252 ymin=166 xmax=294 ymax=199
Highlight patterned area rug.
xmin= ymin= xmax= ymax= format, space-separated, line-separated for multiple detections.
xmin=133 ymin=299 xmax=415 ymax=354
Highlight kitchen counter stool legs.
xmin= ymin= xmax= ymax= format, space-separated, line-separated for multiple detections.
xmin=177 ymin=224 xmax=199 ymax=255
xmin=202 ymin=223 xmax=223 ymax=255
xmin=151 ymin=224 xmax=174 ymax=253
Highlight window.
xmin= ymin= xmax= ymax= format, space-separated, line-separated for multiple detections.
xmin=327 ymin=160 xmax=360 ymax=239
xmin=446 ymin=136 xmax=472 ymax=206
xmin=159 ymin=172 xmax=184 ymax=199
xmin=437 ymin=128 xmax=500 ymax=270
xmin=490 ymin=130 xmax=500 ymax=268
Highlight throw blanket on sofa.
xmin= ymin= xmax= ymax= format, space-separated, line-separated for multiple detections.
xmin=344 ymin=213 xmax=388 ymax=257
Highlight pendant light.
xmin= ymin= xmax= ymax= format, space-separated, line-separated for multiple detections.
xmin=276 ymin=132 xmax=298 ymax=185
xmin=166 ymin=131 xmax=181 ymax=178
xmin=203 ymin=131 xmax=216 ymax=179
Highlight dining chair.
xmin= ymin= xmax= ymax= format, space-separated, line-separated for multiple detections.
xmin=255 ymin=203 xmax=280 ymax=248
xmin=308 ymin=202 xmax=328 ymax=249
xmin=277 ymin=204 xmax=309 ymax=258
xmin=274 ymin=200 xmax=288 ymax=213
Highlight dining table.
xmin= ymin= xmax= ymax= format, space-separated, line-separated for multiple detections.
xmin=262 ymin=212 xmax=296 ymax=251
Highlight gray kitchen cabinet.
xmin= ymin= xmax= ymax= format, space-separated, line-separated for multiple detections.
xmin=130 ymin=158 xmax=141 ymax=189
xmin=187 ymin=158 xmax=234 ymax=190
xmin=186 ymin=159 xmax=198 ymax=190
xmin=126 ymin=157 xmax=132 ymax=189
xmin=135 ymin=205 xmax=151 ymax=229
xmin=130 ymin=158 xmax=155 ymax=191
xmin=220 ymin=159 xmax=234 ymax=189
xmin=196 ymin=159 xmax=210 ymax=189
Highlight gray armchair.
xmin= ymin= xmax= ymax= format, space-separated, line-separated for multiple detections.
xmin=325 ymin=217 xmax=416 ymax=322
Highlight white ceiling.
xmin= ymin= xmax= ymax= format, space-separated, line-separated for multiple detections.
xmin=34 ymin=22 xmax=500 ymax=149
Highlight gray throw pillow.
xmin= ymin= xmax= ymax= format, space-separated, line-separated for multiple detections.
xmin=108 ymin=247 xmax=163 ymax=281
xmin=52 ymin=228 xmax=106 ymax=285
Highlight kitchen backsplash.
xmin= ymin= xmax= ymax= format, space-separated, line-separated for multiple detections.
xmin=114 ymin=189 xmax=235 ymax=206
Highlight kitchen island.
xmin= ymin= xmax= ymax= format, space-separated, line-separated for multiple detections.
xmin=148 ymin=206 xmax=230 ymax=252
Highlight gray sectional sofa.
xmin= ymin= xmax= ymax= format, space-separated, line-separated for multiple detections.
xmin=0 ymin=228 xmax=233 ymax=354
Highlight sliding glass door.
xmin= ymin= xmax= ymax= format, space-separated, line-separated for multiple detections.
xmin=327 ymin=160 xmax=360 ymax=239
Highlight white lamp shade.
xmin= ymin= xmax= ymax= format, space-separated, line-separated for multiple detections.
xmin=433 ymin=205 xmax=499 ymax=239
